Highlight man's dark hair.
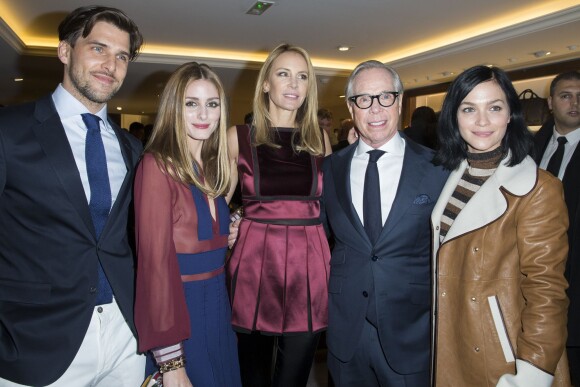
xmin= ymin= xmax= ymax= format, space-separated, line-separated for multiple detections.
xmin=317 ymin=108 xmax=333 ymax=120
xmin=549 ymin=71 xmax=580 ymax=96
xmin=58 ymin=5 xmax=143 ymax=61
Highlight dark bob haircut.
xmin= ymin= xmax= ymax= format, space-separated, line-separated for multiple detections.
xmin=433 ymin=65 xmax=533 ymax=170
xmin=58 ymin=5 xmax=143 ymax=61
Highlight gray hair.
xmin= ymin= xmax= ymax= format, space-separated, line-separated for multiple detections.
xmin=345 ymin=60 xmax=404 ymax=98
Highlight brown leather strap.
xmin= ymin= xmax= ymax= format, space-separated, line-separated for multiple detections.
xmin=181 ymin=266 xmax=224 ymax=282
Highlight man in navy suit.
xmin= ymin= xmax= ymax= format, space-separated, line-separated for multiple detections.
xmin=0 ymin=6 xmax=144 ymax=386
xmin=322 ymin=60 xmax=448 ymax=386
xmin=533 ymin=70 xmax=580 ymax=386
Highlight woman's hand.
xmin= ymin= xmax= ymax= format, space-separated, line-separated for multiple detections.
xmin=162 ymin=367 xmax=193 ymax=387
xmin=228 ymin=218 xmax=241 ymax=249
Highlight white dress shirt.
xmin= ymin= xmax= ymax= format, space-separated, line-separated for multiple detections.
xmin=52 ymin=84 xmax=126 ymax=208
xmin=539 ymin=126 xmax=580 ymax=180
xmin=350 ymin=132 xmax=406 ymax=226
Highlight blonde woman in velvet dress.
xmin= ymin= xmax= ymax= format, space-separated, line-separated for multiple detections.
xmin=226 ymin=44 xmax=332 ymax=387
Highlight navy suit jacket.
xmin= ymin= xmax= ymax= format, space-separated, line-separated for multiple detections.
xmin=533 ymin=120 xmax=580 ymax=346
xmin=0 ymin=96 xmax=142 ymax=385
xmin=322 ymin=136 xmax=448 ymax=375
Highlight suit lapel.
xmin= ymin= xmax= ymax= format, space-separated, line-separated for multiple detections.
xmin=332 ymin=144 xmax=368 ymax=243
xmin=380 ymin=142 xmax=423 ymax=238
xmin=100 ymin=122 xmax=136 ymax=240
xmin=31 ymin=97 xmax=95 ymax=237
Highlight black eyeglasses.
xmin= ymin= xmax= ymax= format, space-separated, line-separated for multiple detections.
xmin=348 ymin=92 xmax=400 ymax=109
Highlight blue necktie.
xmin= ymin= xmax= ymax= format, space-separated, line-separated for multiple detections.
xmin=82 ymin=113 xmax=113 ymax=305
xmin=363 ymin=149 xmax=385 ymax=245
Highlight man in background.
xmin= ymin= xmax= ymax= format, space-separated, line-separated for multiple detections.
xmin=319 ymin=107 xmax=338 ymax=146
xmin=0 ymin=6 xmax=145 ymax=386
xmin=533 ymin=70 xmax=580 ymax=386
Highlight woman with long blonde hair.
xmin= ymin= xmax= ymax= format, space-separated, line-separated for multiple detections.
xmin=226 ymin=44 xmax=332 ymax=387
xmin=134 ymin=62 xmax=241 ymax=387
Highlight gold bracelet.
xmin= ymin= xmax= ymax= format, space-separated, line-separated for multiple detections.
xmin=158 ymin=356 xmax=186 ymax=374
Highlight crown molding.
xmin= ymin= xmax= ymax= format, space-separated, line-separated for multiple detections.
xmin=0 ymin=17 xmax=25 ymax=53
xmin=388 ymin=5 xmax=580 ymax=68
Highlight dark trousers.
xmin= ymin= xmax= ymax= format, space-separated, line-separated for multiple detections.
xmin=569 ymin=346 xmax=580 ymax=387
xmin=237 ymin=331 xmax=321 ymax=387
xmin=328 ymin=320 xmax=429 ymax=387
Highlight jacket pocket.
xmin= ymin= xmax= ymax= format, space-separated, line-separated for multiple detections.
xmin=487 ymin=295 xmax=515 ymax=363
xmin=328 ymin=275 xmax=343 ymax=294
xmin=0 ymin=278 xmax=51 ymax=304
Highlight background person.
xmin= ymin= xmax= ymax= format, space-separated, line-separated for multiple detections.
xmin=134 ymin=62 xmax=241 ymax=387
xmin=533 ymin=70 xmax=580 ymax=385
xmin=432 ymin=65 xmax=570 ymax=386
xmin=0 ymin=6 xmax=145 ymax=386
xmin=226 ymin=43 xmax=332 ymax=387
xmin=318 ymin=107 xmax=337 ymax=146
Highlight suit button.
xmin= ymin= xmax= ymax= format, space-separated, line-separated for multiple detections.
xmin=473 ymin=247 xmax=479 ymax=252
xmin=89 ymin=286 xmax=97 ymax=293
xmin=362 ymin=291 xmax=369 ymax=298
xmin=372 ymin=255 xmax=378 ymax=261
xmin=441 ymin=292 xmax=447 ymax=297
xmin=471 ymin=297 xmax=477 ymax=302
xmin=474 ymin=347 xmax=480 ymax=352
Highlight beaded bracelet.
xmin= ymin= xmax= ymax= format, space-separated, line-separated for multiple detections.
xmin=159 ymin=356 xmax=186 ymax=374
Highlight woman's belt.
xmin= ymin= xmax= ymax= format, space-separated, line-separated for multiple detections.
xmin=244 ymin=217 xmax=321 ymax=226
xmin=181 ymin=266 xmax=224 ymax=282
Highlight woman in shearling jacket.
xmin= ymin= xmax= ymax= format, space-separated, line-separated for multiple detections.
xmin=431 ymin=65 xmax=571 ymax=386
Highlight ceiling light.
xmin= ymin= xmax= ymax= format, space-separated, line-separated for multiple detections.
xmin=532 ymin=50 xmax=551 ymax=58
xmin=116 ymin=107 xmax=122 ymax=111
xmin=246 ymin=1 xmax=274 ymax=15
xmin=14 ymin=78 xmax=23 ymax=82
xmin=337 ymin=46 xmax=350 ymax=52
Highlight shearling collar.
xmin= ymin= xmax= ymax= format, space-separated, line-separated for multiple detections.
xmin=432 ymin=153 xmax=538 ymax=243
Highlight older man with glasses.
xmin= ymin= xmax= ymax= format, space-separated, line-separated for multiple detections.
xmin=321 ymin=60 xmax=448 ymax=386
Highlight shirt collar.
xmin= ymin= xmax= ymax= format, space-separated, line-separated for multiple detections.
xmin=552 ymin=126 xmax=580 ymax=146
xmin=52 ymin=84 xmax=110 ymax=131
xmin=355 ymin=130 xmax=404 ymax=158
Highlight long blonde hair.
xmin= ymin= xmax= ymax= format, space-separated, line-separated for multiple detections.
xmin=145 ymin=62 xmax=230 ymax=196
xmin=252 ymin=44 xmax=324 ymax=155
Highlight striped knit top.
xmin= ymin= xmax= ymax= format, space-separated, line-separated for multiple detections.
xmin=439 ymin=147 xmax=504 ymax=242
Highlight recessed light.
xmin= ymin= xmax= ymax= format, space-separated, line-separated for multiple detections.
xmin=116 ymin=107 xmax=122 ymax=111
xmin=13 ymin=78 xmax=23 ymax=82
xmin=532 ymin=50 xmax=551 ymax=58
xmin=337 ymin=46 xmax=350 ymax=52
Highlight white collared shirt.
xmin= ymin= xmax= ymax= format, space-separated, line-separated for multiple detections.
xmin=52 ymin=84 xmax=126 ymax=208
xmin=350 ymin=132 xmax=406 ymax=226
xmin=539 ymin=126 xmax=580 ymax=180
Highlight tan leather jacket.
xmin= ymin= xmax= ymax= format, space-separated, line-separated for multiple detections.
xmin=431 ymin=156 xmax=570 ymax=386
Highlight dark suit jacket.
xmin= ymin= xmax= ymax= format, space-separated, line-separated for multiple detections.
xmin=533 ymin=120 xmax=580 ymax=346
xmin=0 ymin=96 xmax=142 ymax=385
xmin=322 ymin=136 xmax=448 ymax=375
